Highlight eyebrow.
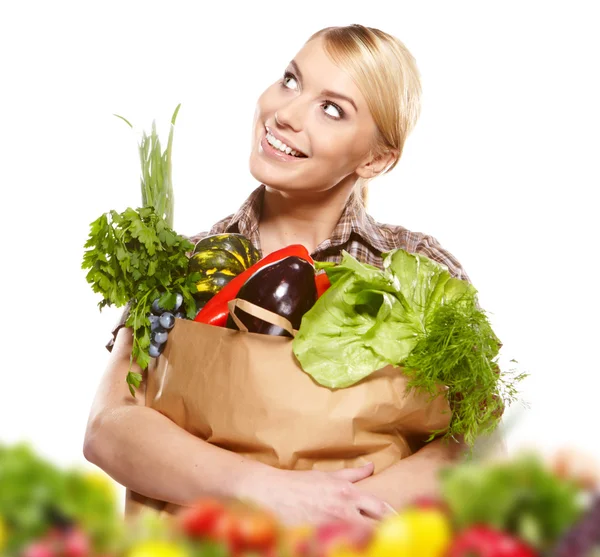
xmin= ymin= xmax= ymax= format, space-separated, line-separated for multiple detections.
xmin=289 ymin=59 xmax=358 ymax=113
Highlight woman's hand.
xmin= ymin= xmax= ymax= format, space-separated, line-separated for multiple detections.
xmin=237 ymin=462 xmax=394 ymax=526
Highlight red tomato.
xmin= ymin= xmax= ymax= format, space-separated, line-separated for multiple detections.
xmin=180 ymin=498 xmax=227 ymax=538
xmin=236 ymin=512 xmax=278 ymax=550
xmin=212 ymin=511 xmax=243 ymax=553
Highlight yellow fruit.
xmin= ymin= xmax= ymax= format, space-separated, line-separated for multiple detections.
xmin=328 ymin=548 xmax=366 ymax=557
xmin=127 ymin=540 xmax=190 ymax=557
xmin=84 ymin=470 xmax=117 ymax=502
xmin=0 ymin=515 xmax=7 ymax=552
xmin=368 ymin=508 xmax=452 ymax=557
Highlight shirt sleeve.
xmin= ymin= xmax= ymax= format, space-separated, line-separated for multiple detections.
xmin=415 ymin=234 xmax=471 ymax=283
xmin=105 ymin=302 xmax=131 ymax=352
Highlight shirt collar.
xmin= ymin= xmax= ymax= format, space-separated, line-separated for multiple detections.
xmin=224 ymin=184 xmax=389 ymax=256
xmin=317 ymin=196 xmax=390 ymax=256
xmin=223 ymin=185 xmax=265 ymax=253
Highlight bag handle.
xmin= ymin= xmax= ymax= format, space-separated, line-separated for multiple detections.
xmin=227 ymin=298 xmax=298 ymax=338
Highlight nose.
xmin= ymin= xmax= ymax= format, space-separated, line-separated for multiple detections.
xmin=273 ymin=97 xmax=305 ymax=133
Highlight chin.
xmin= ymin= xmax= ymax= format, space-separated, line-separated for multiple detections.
xmin=248 ymin=152 xmax=295 ymax=190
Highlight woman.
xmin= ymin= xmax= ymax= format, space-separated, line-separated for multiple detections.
xmin=84 ymin=24 xmax=469 ymax=526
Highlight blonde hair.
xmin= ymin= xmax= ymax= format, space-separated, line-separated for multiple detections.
xmin=307 ymin=25 xmax=422 ymax=206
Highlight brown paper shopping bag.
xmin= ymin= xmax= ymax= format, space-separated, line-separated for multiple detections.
xmin=125 ymin=299 xmax=452 ymax=517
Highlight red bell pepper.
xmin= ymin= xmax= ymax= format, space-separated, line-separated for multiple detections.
xmin=195 ymin=244 xmax=314 ymax=327
xmin=315 ymin=272 xmax=331 ymax=298
xmin=448 ymin=525 xmax=537 ymax=557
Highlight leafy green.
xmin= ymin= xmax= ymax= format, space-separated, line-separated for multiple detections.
xmin=0 ymin=443 xmax=123 ymax=555
xmin=440 ymin=453 xmax=585 ymax=551
xmin=81 ymin=105 xmax=196 ymax=395
xmin=114 ymin=103 xmax=181 ymax=228
xmin=292 ymin=249 xmax=526 ymax=444
xmin=82 ymin=206 xmax=200 ymax=395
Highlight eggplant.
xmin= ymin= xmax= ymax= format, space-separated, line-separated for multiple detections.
xmin=227 ymin=256 xmax=317 ymax=337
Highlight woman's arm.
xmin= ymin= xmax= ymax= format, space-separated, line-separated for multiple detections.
xmin=84 ymin=327 xmax=270 ymax=505
xmin=84 ymin=328 xmax=390 ymax=524
xmin=354 ymin=438 xmax=467 ymax=509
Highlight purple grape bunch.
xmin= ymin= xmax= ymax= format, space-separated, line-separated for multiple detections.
xmin=148 ymin=293 xmax=185 ymax=358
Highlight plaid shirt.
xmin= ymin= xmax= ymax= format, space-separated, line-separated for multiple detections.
xmin=107 ymin=184 xmax=468 ymax=349
xmin=190 ymin=184 xmax=468 ymax=279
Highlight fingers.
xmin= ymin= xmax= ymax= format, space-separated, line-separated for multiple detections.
xmin=355 ymin=494 xmax=395 ymax=521
xmin=329 ymin=462 xmax=374 ymax=483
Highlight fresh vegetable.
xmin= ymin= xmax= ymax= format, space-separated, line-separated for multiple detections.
xmin=82 ymin=207 xmax=200 ymax=393
xmin=0 ymin=443 xmax=121 ymax=556
xmin=232 ymin=510 xmax=278 ymax=551
xmin=367 ymin=508 xmax=452 ymax=557
xmin=447 ymin=525 xmax=537 ymax=557
xmin=226 ymin=256 xmax=317 ymax=337
xmin=82 ymin=106 xmax=201 ymax=395
xmin=315 ymin=272 xmax=331 ymax=298
xmin=195 ymin=244 xmax=313 ymax=327
xmin=4 ymin=441 xmax=598 ymax=557
xmin=180 ymin=499 xmax=227 ymax=538
xmin=292 ymin=249 xmax=526 ymax=445
xmin=178 ymin=499 xmax=278 ymax=554
xmin=113 ymin=104 xmax=181 ymax=228
xmin=440 ymin=453 xmax=585 ymax=553
xmin=192 ymin=233 xmax=260 ymax=269
xmin=189 ymin=233 xmax=261 ymax=307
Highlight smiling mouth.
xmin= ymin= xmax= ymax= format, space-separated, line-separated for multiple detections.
xmin=264 ymin=127 xmax=308 ymax=158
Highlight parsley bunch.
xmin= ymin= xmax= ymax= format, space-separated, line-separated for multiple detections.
xmin=82 ymin=207 xmax=200 ymax=395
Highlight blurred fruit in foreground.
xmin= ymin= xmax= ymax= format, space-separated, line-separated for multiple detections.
xmin=283 ymin=525 xmax=314 ymax=557
xmin=126 ymin=540 xmax=190 ymax=557
xmin=550 ymin=493 xmax=600 ymax=557
xmin=440 ymin=453 xmax=586 ymax=552
xmin=21 ymin=526 xmax=92 ymax=557
xmin=446 ymin=525 xmax=537 ymax=557
xmin=0 ymin=443 xmax=121 ymax=555
xmin=551 ymin=448 xmax=600 ymax=490
xmin=82 ymin=471 xmax=118 ymax=505
xmin=180 ymin=498 xmax=226 ymax=538
xmin=315 ymin=521 xmax=372 ymax=557
xmin=367 ymin=508 xmax=452 ymax=557
xmin=0 ymin=515 xmax=8 ymax=552
xmin=178 ymin=498 xmax=279 ymax=554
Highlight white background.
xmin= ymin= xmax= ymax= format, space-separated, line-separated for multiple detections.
xmin=1 ymin=0 xmax=599 ymax=501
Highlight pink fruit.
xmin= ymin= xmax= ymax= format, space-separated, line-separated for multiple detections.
xmin=22 ymin=541 xmax=56 ymax=557
xmin=315 ymin=521 xmax=373 ymax=557
xmin=63 ymin=528 xmax=91 ymax=557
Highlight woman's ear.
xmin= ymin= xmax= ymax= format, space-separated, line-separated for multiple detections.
xmin=356 ymin=149 xmax=398 ymax=179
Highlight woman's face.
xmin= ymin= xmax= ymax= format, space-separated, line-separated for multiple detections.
xmin=249 ymin=37 xmax=380 ymax=196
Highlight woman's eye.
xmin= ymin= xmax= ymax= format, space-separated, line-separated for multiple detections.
xmin=323 ymin=102 xmax=343 ymax=119
xmin=282 ymin=72 xmax=298 ymax=90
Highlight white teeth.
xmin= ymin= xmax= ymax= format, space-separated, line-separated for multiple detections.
xmin=265 ymin=130 xmax=305 ymax=157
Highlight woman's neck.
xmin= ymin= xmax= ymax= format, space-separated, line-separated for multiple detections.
xmin=258 ymin=180 xmax=355 ymax=256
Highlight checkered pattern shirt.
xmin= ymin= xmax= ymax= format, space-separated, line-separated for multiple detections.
xmin=107 ymin=184 xmax=468 ymax=350
xmin=190 ymin=184 xmax=468 ymax=279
